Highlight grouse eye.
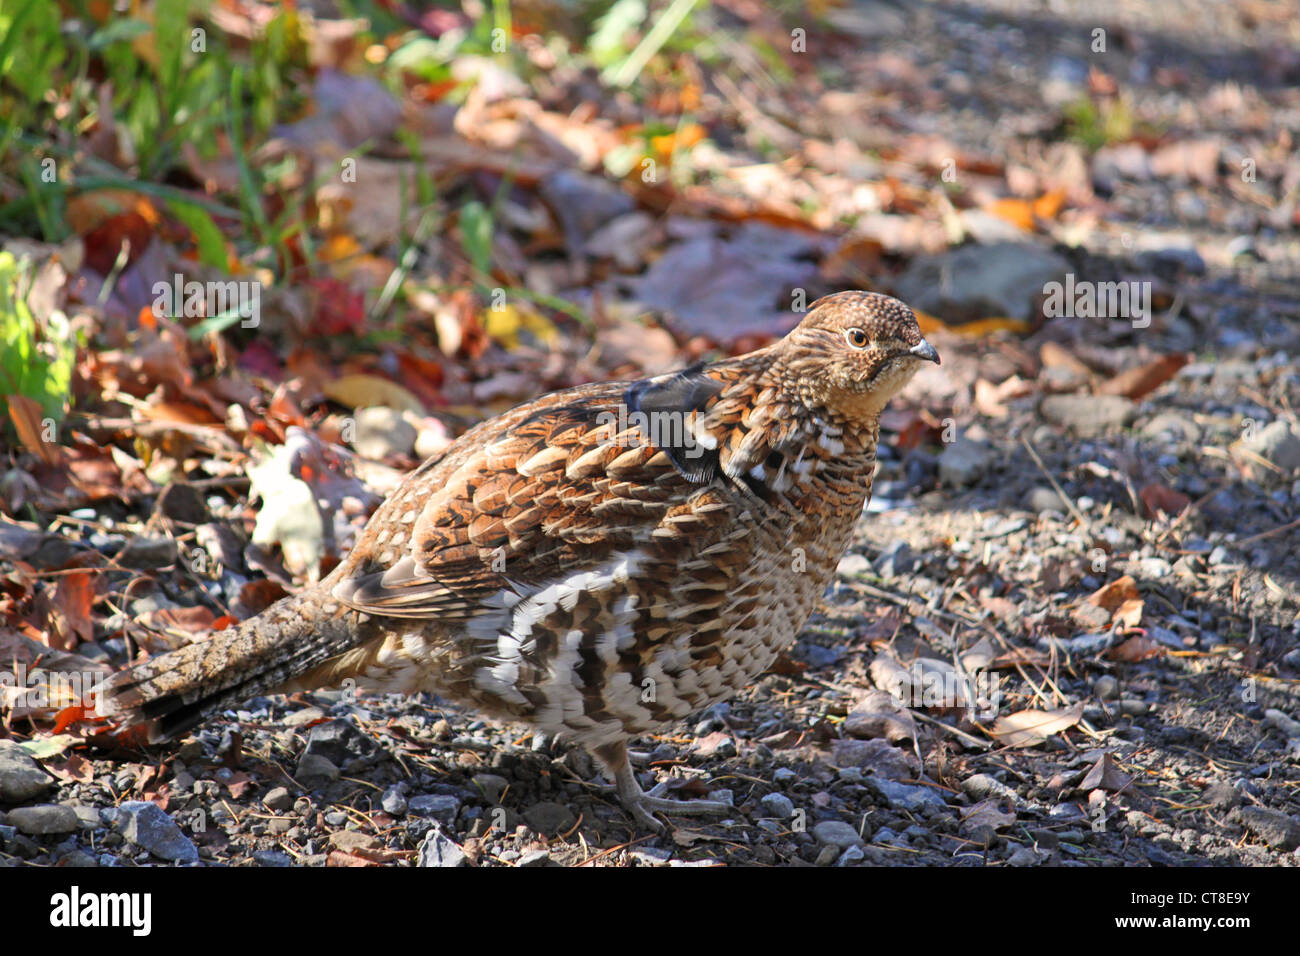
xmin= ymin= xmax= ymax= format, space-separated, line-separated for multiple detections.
xmin=845 ymin=328 xmax=870 ymax=349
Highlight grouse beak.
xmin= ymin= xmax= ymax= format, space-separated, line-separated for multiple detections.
xmin=909 ymin=339 xmax=941 ymax=365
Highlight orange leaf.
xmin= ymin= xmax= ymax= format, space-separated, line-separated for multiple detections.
xmin=984 ymin=198 xmax=1036 ymax=231
xmin=52 ymin=704 xmax=89 ymax=734
xmin=1096 ymin=353 xmax=1189 ymax=401
xmin=7 ymin=395 xmax=60 ymax=464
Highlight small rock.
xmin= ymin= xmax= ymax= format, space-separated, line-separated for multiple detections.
xmin=760 ymin=793 xmax=795 ymax=819
xmin=408 ymin=794 xmax=460 ymax=827
xmin=864 ymin=775 xmax=949 ymax=811
xmin=8 ymin=804 xmax=79 ymax=835
xmin=352 ymin=406 xmax=418 ymax=460
xmin=118 ymin=536 xmax=179 ymax=570
xmin=939 ymin=437 xmax=995 ymax=488
xmin=1027 ymin=486 xmax=1064 ymax=514
xmin=1040 ymin=394 xmax=1136 ymax=435
xmin=523 ymin=801 xmax=576 ymax=835
xmin=0 ymin=740 xmax=54 ymax=802
xmin=330 ymin=830 xmax=381 ymax=853
xmin=253 ymin=849 xmax=293 ymax=867
xmin=1202 ymin=782 xmax=1241 ymax=811
xmin=895 ymin=242 xmax=1072 ymax=322
xmin=381 ymin=786 xmax=409 ymax=816
xmin=517 ymin=849 xmax=551 ymax=867
xmin=812 ymin=819 xmax=864 ymax=849
xmin=109 ymin=801 xmax=198 ymax=863
xmin=1007 ymin=846 xmax=1045 ymax=867
xmin=873 ymin=540 xmax=914 ymax=579
xmin=417 ymin=825 xmax=466 ymax=867
xmin=1093 ymin=675 xmax=1120 ymax=701
xmin=836 ymin=845 xmax=866 ymax=866
xmin=471 ymin=773 xmax=510 ymax=804
xmin=295 ymin=753 xmax=340 ymax=788
xmin=262 ymin=787 xmax=293 ymax=812
xmin=1237 ymin=807 xmax=1300 ymax=851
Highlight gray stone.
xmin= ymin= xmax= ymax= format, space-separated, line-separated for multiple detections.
xmin=864 ymin=775 xmax=949 ymax=811
xmin=1007 ymin=846 xmax=1046 ymax=866
xmin=8 ymin=804 xmax=79 ymax=835
xmin=873 ymin=540 xmax=914 ymax=578
xmin=262 ymin=786 xmax=293 ymax=812
xmin=835 ymin=845 xmax=866 ymax=866
xmin=417 ymin=825 xmax=467 ymax=867
xmin=1040 ymin=394 xmax=1136 ymax=434
xmin=894 ymin=242 xmax=1071 ymax=322
xmin=1238 ymin=807 xmax=1300 ymax=851
xmin=939 ymin=437 xmax=995 ymax=487
xmin=118 ymin=536 xmax=178 ymax=570
xmin=253 ymin=849 xmax=294 ymax=867
xmin=812 ymin=819 xmax=864 ymax=848
xmin=760 ymin=792 xmax=795 ymax=819
xmin=1202 ymin=782 xmax=1241 ymax=811
xmin=295 ymin=753 xmax=340 ymax=788
xmin=471 ymin=773 xmax=510 ymax=804
xmin=1028 ymin=486 xmax=1064 ymax=514
xmin=352 ymin=406 xmax=418 ymax=460
xmin=408 ymin=794 xmax=460 ymax=827
xmin=109 ymin=801 xmax=198 ymax=863
xmin=517 ymin=849 xmax=551 ymax=867
xmin=0 ymin=740 xmax=53 ymax=802
xmin=522 ymin=801 xmax=576 ymax=834
xmin=381 ymin=786 xmax=408 ymax=816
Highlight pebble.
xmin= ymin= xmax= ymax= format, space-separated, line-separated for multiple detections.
xmin=812 ymin=819 xmax=864 ymax=848
xmin=471 ymin=773 xmax=510 ymax=804
xmin=381 ymin=786 xmax=409 ymax=816
xmin=1040 ymin=394 xmax=1136 ymax=435
xmin=417 ymin=825 xmax=466 ymax=867
xmin=522 ymin=801 xmax=576 ymax=835
xmin=0 ymin=740 xmax=54 ymax=802
xmin=864 ymin=776 xmax=948 ymax=811
xmin=262 ymin=787 xmax=293 ymax=812
xmin=939 ymin=437 xmax=995 ymax=487
xmin=517 ymin=849 xmax=551 ymax=867
xmin=836 ymin=845 xmax=866 ymax=866
xmin=1093 ymin=676 xmax=1120 ymax=700
xmin=1027 ymin=486 xmax=1064 ymax=514
xmin=1237 ymin=807 xmax=1300 ymax=851
xmin=106 ymin=802 xmax=198 ymax=864
xmin=295 ymin=753 xmax=341 ymax=788
xmin=8 ymin=804 xmax=80 ymax=835
xmin=773 ymin=768 xmax=798 ymax=785
xmin=408 ymin=794 xmax=460 ymax=827
xmin=760 ymin=793 xmax=796 ymax=819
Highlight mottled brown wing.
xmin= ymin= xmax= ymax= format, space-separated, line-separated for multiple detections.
xmin=330 ymin=378 xmax=734 ymax=621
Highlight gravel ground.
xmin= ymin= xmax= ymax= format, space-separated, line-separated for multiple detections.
xmin=2 ymin=0 xmax=1299 ymax=867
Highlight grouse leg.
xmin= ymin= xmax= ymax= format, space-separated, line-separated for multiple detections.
xmin=593 ymin=739 xmax=731 ymax=831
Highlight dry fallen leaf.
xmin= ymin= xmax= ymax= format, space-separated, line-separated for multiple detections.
xmin=1085 ymin=575 xmax=1144 ymax=629
xmin=990 ymin=702 xmax=1085 ymax=748
xmin=1080 ymin=752 xmax=1134 ymax=792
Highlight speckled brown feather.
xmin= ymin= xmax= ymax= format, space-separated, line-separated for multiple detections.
xmin=99 ymin=291 xmax=937 ymax=821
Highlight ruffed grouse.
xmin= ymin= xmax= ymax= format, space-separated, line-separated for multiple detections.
xmin=101 ymin=291 xmax=939 ymax=829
